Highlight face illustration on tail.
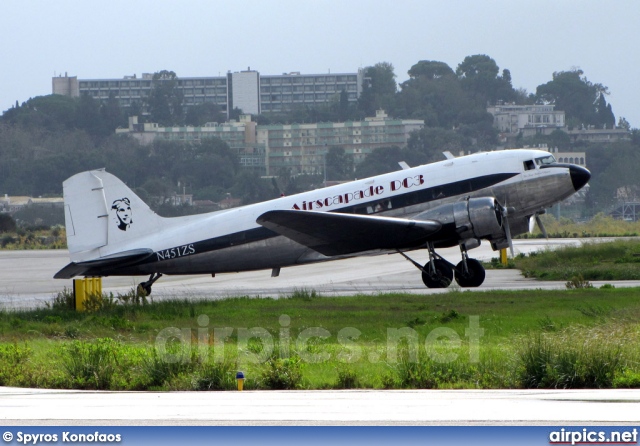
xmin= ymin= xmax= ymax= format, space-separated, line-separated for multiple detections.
xmin=111 ymin=198 xmax=133 ymax=231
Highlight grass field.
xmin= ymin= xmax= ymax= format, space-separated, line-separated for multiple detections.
xmin=1 ymin=284 xmax=640 ymax=391
xmin=504 ymin=238 xmax=640 ymax=281
xmin=2 ymin=238 xmax=640 ymax=391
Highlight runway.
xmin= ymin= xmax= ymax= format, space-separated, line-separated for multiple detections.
xmin=1 ymin=387 xmax=639 ymax=425
xmin=2 ymin=238 xmax=640 ymax=310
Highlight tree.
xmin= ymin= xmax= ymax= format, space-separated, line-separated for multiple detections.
xmin=1 ymin=95 xmax=77 ymax=131
xmin=185 ymin=102 xmax=225 ymax=127
xmin=0 ymin=214 xmax=16 ymax=233
xmin=355 ymin=146 xmax=429 ymax=178
xmin=228 ymin=107 xmax=243 ymax=122
xmin=338 ymin=90 xmax=350 ymax=121
xmin=76 ymin=94 xmax=103 ymax=137
xmin=407 ymin=127 xmax=472 ymax=161
xmin=324 ymin=146 xmax=353 ymax=181
xmin=586 ymin=141 xmax=640 ymax=210
xmin=231 ymin=170 xmax=277 ymax=205
xmin=617 ymin=117 xmax=631 ymax=130
xmin=595 ymin=93 xmax=615 ymax=129
xmin=521 ymin=128 xmax=571 ymax=151
xmin=407 ymin=60 xmax=455 ymax=80
xmin=358 ymin=62 xmax=397 ymax=116
xmin=456 ymin=54 xmax=517 ymax=105
xmin=101 ymin=93 xmax=125 ymax=134
xmin=396 ymin=61 xmax=470 ymax=128
xmin=146 ymin=70 xmax=184 ymax=126
xmin=536 ymin=69 xmax=611 ymax=128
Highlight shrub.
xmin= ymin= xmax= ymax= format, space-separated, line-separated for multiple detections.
xmin=47 ymin=288 xmax=75 ymax=310
xmin=613 ymin=369 xmax=640 ymax=388
xmin=62 ymin=338 xmax=118 ymax=390
xmin=142 ymin=348 xmax=200 ymax=388
xmin=335 ymin=367 xmax=360 ymax=389
xmin=517 ymin=335 xmax=621 ymax=389
xmin=565 ymin=274 xmax=593 ymax=289
xmin=83 ymin=293 xmax=117 ymax=313
xmin=259 ymin=354 xmax=304 ymax=389
xmin=288 ymin=288 xmax=320 ymax=300
xmin=192 ymin=361 xmax=236 ymax=391
xmin=0 ymin=343 xmax=32 ymax=386
xmin=0 ymin=214 xmax=17 ymax=233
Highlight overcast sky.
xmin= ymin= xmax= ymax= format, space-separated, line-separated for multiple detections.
xmin=2 ymin=0 xmax=638 ymax=127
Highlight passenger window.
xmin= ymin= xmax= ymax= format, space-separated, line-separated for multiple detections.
xmin=523 ymin=160 xmax=535 ymax=171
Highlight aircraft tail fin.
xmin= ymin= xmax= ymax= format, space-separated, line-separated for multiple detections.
xmin=63 ymin=169 xmax=164 ymax=259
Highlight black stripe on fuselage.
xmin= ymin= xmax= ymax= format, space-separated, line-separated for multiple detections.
xmin=135 ymin=172 xmax=518 ymax=268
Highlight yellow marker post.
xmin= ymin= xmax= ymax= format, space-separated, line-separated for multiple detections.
xmin=85 ymin=277 xmax=102 ymax=296
xmin=73 ymin=277 xmax=103 ymax=311
xmin=500 ymin=248 xmax=508 ymax=266
xmin=236 ymin=371 xmax=245 ymax=391
xmin=73 ymin=279 xmax=86 ymax=311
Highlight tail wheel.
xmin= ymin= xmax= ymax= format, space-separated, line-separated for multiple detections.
xmin=137 ymin=283 xmax=152 ymax=296
xmin=454 ymin=258 xmax=486 ymax=287
xmin=422 ymin=259 xmax=453 ymax=288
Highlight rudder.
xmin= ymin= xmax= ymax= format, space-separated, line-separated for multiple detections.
xmin=63 ymin=169 xmax=163 ymax=261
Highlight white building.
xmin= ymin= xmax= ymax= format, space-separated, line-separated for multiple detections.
xmin=53 ymin=68 xmax=364 ymax=119
xmin=116 ymin=111 xmax=424 ymax=176
xmin=487 ymin=102 xmax=565 ymax=136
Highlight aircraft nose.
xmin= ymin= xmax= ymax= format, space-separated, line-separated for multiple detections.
xmin=569 ymin=164 xmax=591 ymax=191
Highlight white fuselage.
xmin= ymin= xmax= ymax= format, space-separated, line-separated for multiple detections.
xmin=79 ymin=149 xmax=578 ymax=276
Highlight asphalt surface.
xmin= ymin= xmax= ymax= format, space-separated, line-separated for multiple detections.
xmin=2 ymin=238 xmax=640 ymax=309
xmin=1 ymin=387 xmax=639 ymax=425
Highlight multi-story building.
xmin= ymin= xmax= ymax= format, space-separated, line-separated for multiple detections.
xmin=116 ymin=110 xmax=424 ymax=176
xmin=258 ymin=110 xmax=423 ymax=175
xmin=58 ymin=73 xmax=230 ymax=112
xmin=116 ymin=115 xmax=265 ymax=172
xmin=566 ymin=127 xmax=631 ymax=143
xmin=51 ymin=73 xmax=79 ymax=98
xmin=259 ymin=71 xmax=363 ymax=113
xmin=487 ymin=102 xmax=631 ymax=144
xmin=52 ymin=68 xmax=364 ymax=118
xmin=487 ymin=102 xmax=565 ymax=136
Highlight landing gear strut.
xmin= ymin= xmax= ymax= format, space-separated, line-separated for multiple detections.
xmin=138 ymin=273 xmax=163 ymax=296
xmin=397 ymin=241 xmax=486 ymax=289
xmin=454 ymin=244 xmax=485 ymax=288
xmin=398 ymin=243 xmax=453 ymax=289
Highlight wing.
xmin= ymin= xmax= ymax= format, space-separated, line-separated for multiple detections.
xmin=54 ymin=248 xmax=154 ymax=279
xmin=257 ymin=210 xmax=442 ymax=256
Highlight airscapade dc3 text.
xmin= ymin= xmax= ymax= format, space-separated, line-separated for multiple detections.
xmin=154 ymin=173 xmax=424 ymax=262
xmin=291 ymin=174 xmax=424 ymax=210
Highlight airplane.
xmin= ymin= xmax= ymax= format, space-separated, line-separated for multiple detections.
xmin=54 ymin=149 xmax=590 ymax=293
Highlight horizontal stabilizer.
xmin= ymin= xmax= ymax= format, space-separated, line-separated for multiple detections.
xmin=257 ymin=210 xmax=441 ymax=256
xmin=54 ymin=248 xmax=154 ymax=279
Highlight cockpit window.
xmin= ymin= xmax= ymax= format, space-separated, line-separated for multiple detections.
xmin=535 ymin=155 xmax=556 ymax=166
xmin=523 ymin=160 xmax=535 ymax=171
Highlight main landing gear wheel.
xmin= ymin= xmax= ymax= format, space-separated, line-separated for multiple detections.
xmin=454 ymin=258 xmax=486 ymax=288
xmin=421 ymin=259 xmax=453 ymax=288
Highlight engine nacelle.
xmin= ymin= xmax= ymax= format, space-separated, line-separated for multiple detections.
xmin=414 ymin=197 xmax=505 ymax=244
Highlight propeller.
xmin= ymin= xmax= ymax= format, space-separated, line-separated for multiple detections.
xmin=498 ymin=200 xmax=514 ymax=257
